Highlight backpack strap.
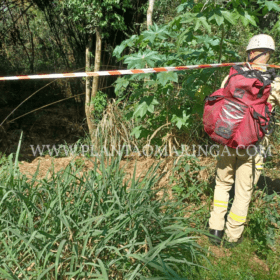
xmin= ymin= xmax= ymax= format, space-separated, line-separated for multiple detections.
xmin=264 ymin=106 xmax=276 ymax=136
xmin=252 ymin=106 xmax=276 ymax=136
xmin=255 ymin=69 xmax=276 ymax=98
xmin=204 ymin=95 xmax=224 ymax=102
xmin=254 ymin=71 xmax=268 ymax=98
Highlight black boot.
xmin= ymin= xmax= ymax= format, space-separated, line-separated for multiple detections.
xmin=209 ymin=229 xmax=224 ymax=246
xmin=223 ymin=236 xmax=243 ymax=249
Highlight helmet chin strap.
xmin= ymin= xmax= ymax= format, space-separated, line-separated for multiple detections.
xmin=248 ymin=51 xmax=269 ymax=63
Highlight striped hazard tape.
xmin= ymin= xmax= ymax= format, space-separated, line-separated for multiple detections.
xmin=0 ymin=62 xmax=279 ymax=81
xmin=0 ymin=62 xmax=244 ymax=81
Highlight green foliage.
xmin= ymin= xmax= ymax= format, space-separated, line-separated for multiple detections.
xmin=91 ymin=90 xmax=107 ymax=122
xmin=132 ymin=96 xmax=159 ymax=118
xmin=171 ymin=109 xmax=190 ymax=129
xmin=0 ymin=153 xmax=8 ymax=167
xmin=246 ymin=191 xmax=280 ymax=259
xmin=113 ymin=0 xmax=280 ymax=146
xmin=124 ymin=50 xmax=164 ymax=69
xmin=197 ymin=236 xmax=280 ymax=280
xmin=65 ymin=0 xmax=133 ymax=36
xmin=170 ymin=156 xmax=208 ymax=203
xmin=265 ymin=1 xmax=280 ymax=12
xmin=0 ymin=145 xmax=207 ymax=279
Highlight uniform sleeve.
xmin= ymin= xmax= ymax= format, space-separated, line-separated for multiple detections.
xmin=268 ymin=77 xmax=280 ymax=109
xmin=221 ymin=75 xmax=229 ymax=88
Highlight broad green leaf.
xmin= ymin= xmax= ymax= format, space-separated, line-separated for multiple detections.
xmin=180 ymin=12 xmax=197 ymax=24
xmin=195 ymin=35 xmax=220 ymax=48
xmin=133 ymin=96 xmax=159 ymax=118
xmin=214 ymin=13 xmax=224 ymax=26
xmin=194 ymin=16 xmax=211 ymax=33
xmin=194 ymin=19 xmax=201 ymax=31
xmin=221 ymin=10 xmax=237 ymax=25
xmin=209 ymin=10 xmax=224 ymax=26
xmin=171 ymin=110 xmax=190 ymax=129
xmin=240 ymin=15 xmax=249 ymax=26
xmin=244 ymin=11 xmax=257 ymax=26
xmin=114 ymin=77 xmax=129 ymax=93
xmin=199 ymin=17 xmax=211 ymax=33
xmin=113 ymin=45 xmax=126 ymax=59
xmin=177 ymin=2 xmax=194 ymax=13
xmin=143 ymin=30 xmax=156 ymax=44
xmin=130 ymin=126 xmax=141 ymax=138
xmin=142 ymin=24 xmax=170 ymax=44
xmin=157 ymin=71 xmax=178 ymax=86
xmin=124 ymin=51 xmax=162 ymax=68
xmin=265 ymin=1 xmax=280 ymax=12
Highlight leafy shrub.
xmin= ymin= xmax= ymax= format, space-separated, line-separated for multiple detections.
xmin=113 ymin=0 xmax=280 ymax=150
xmin=170 ymin=156 xmax=208 ymax=203
xmin=91 ymin=90 xmax=108 ymax=123
xmin=246 ymin=191 xmax=280 ymax=259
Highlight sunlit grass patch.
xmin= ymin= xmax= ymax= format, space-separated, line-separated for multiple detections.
xmin=0 ymin=138 xmax=207 ymax=279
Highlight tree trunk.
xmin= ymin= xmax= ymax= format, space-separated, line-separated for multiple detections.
xmin=85 ymin=27 xmax=102 ymax=140
xmin=90 ymin=27 xmax=102 ymax=111
xmin=147 ymin=0 xmax=155 ymax=29
xmin=85 ymin=35 xmax=94 ymax=138
xmin=146 ymin=0 xmax=155 ymax=73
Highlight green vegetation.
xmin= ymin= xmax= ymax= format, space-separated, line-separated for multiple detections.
xmin=0 ymin=140 xmax=207 ymax=279
xmin=113 ymin=0 xmax=280 ymax=150
xmin=170 ymin=156 xmax=208 ymax=202
xmin=1 ymin=139 xmax=280 ymax=279
xmin=1 ymin=0 xmax=280 ymax=279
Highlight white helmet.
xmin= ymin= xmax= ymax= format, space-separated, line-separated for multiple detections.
xmin=246 ymin=34 xmax=275 ymax=52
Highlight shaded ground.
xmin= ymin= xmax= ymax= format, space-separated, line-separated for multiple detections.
xmin=0 ymin=105 xmax=85 ymax=161
xmin=258 ymin=175 xmax=280 ymax=194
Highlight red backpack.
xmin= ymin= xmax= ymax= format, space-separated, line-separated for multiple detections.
xmin=203 ymin=65 xmax=276 ymax=149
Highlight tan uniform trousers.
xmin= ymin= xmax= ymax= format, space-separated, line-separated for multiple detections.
xmin=209 ymin=145 xmax=263 ymax=242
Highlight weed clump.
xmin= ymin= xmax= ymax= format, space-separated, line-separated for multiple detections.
xmin=0 ymin=147 xmax=206 ymax=279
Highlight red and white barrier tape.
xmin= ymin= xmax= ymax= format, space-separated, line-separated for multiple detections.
xmin=0 ymin=62 xmax=279 ymax=81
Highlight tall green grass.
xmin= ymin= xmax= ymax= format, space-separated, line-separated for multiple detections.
xmin=0 ymin=137 xmax=207 ymax=279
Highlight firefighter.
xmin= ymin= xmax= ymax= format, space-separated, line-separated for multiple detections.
xmin=208 ymin=34 xmax=280 ymax=248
